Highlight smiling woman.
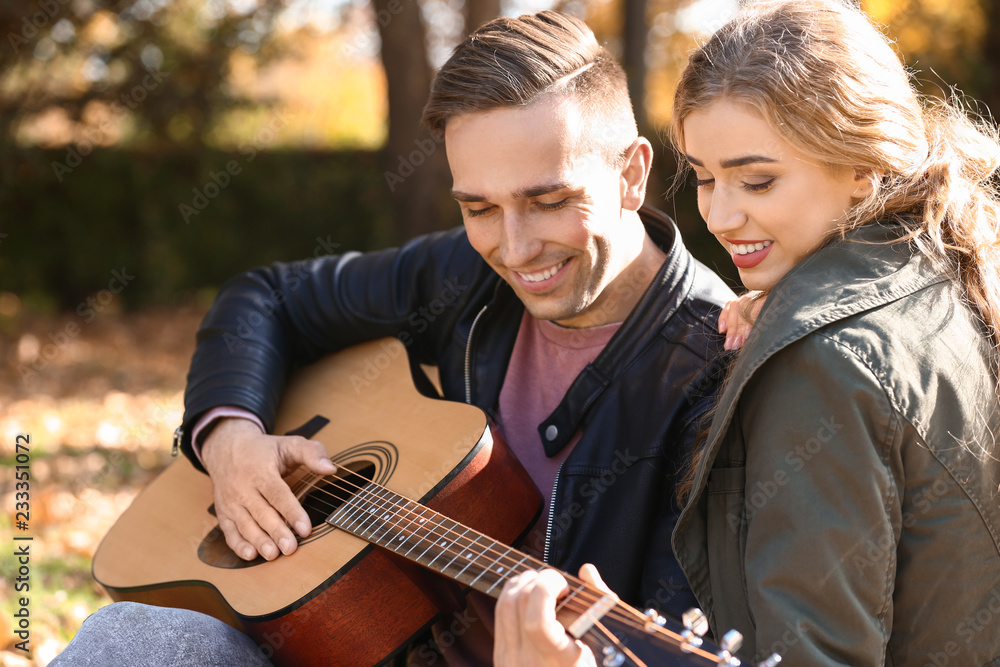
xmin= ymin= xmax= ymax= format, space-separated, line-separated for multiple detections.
xmin=667 ymin=0 xmax=1000 ymax=665
xmin=681 ymin=99 xmax=871 ymax=289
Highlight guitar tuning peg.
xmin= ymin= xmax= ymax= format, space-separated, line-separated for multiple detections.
xmin=716 ymin=629 xmax=744 ymax=666
xmin=601 ymin=645 xmax=625 ymax=667
xmin=679 ymin=608 xmax=707 ymax=653
xmin=758 ymin=653 xmax=782 ymax=667
xmin=721 ymin=629 xmax=743 ymax=653
xmin=681 ymin=607 xmax=709 ymax=637
xmin=643 ymin=608 xmax=666 ymax=628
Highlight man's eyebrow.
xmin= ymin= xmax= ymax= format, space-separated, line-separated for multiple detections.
xmin=685 ymin=154 xmax=778 ymax=169
xmin=450 ymin=190 xmax=485 ymax=202
xmin=450 ymin=182 xmax=572 ymax=203
xmin=513 ymin=182 xmax=571 ymax=199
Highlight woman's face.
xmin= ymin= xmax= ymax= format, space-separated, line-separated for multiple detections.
xmin=682 ymin=98 xmax=870 ymax=291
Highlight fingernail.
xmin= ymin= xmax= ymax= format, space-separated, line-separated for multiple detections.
xmin=279 ymin=537 xmax=295 ymax=554
xmin=241 ymin=547 xmax=256 ymax=560
xmin=719 ymin=318 xmax=727 ymax=333
xmin=295 ymin=521 xmax=311 ymax=537
xmin=263 ymin=544 xmax=278 ymax=560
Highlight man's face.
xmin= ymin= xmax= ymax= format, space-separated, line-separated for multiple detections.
xmin=445 ymin=96 xmax=646 ymax=328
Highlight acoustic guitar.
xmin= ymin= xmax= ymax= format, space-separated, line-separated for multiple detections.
xmin=93 ymin=338 xmax=778 ymax=667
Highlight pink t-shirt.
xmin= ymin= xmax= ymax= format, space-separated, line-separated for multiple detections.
xmin=425 ymin=311 xmax=621 ymax=667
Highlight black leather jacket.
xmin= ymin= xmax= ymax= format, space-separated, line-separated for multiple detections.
xmin=177 ymin=206 xmax=734 ymax=618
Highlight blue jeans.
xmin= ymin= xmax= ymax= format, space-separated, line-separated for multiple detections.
xmin=49 ymin=602 xmax=273 ymax=666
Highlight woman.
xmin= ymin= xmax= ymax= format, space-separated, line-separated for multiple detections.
xmin=668 ymin=0 xmax=1000 ymax=664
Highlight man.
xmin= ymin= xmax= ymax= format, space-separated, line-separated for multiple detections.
xmin=54 ymin=10 xmax=732 ymax=666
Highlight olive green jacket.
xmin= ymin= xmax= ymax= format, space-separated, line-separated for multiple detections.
xmin=673 ymin=223 xmax=1000 ymax=666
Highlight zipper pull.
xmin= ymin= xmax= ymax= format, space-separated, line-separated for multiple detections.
xmin=171 ymin=426 xmax=183 ymax=457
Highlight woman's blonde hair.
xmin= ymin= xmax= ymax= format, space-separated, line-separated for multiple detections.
xmin=671 ymin=0 xmax=1000 ymax=347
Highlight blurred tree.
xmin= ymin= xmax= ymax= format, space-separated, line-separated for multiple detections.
xmin=0 ymin=0 xmax=293 ymax=153
xmin=375 ymin=0 xmax=454 ymax=239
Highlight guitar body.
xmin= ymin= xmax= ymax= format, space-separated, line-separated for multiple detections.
xmin=93 ymin=338 xmax=543 ymax=666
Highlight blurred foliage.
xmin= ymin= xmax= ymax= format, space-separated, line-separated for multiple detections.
xmin=1 ymin=0 xmax=997 ymax=306
xmin=0 ymin=0 xmax=305 ymax=150
xmin=0 ymin=148 xmax=403 ymax=309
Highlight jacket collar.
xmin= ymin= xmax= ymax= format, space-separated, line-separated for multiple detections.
xmin=537 ymin=206 xmax=700 ymax=456
xmin=685 ymin=221 xmax=950 ymax=497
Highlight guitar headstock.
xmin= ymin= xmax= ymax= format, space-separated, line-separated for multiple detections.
xmin=579 ymin=604 xmax=782 ymax=667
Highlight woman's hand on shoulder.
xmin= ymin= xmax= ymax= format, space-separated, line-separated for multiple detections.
xmin=719 ymin=291 xmax=766 ymax=350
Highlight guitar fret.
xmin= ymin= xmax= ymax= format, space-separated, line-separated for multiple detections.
xmin=430 ymin=526 xmax=470 ymax=570
xmin=403 ymin=506 xmax=434 ymax=557
xmin=486 ymin=554 xmax=529 ymax=594
xmin=327 ymin=479 xmax=544 ymax=601
xmin=450 ymin=534 xmax=485 ymax=581
xmin=468 ymin=545 xmax=510 ymax=589
xmin=371 ymin=487 xmax=408 ymax=544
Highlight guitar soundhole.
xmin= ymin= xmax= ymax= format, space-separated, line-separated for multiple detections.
xmin=302 ymin=461 xmax=376 ymax=528
xmin=197 ymin=446 xmax=395 ymax=570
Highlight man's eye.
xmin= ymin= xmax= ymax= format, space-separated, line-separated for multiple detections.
xmin=465 ymin=206 xmax=494 ymax=217
xmin=536 ymin=199 xmax=568 ymax=211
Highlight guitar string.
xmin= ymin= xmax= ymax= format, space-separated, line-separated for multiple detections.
xmin=294 ymin=468 xmax=688 ymax=635
xmin=296 ymin=470 xmax=634 ymax=620
xmin=281 ymin=466 xmax=718 ymax=659
xmin=311 ymin=470 xmax=725 ymax=664
xmin=303 ymin=470 xmax=632 ymax=660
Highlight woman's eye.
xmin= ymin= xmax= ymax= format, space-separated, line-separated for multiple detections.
xmin=743 ymin=179 xmax=775 ymax=193
xmin=694 ymin=177 xmax=715 ymax=188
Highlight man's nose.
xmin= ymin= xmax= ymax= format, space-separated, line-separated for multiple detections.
xmin=499 ymin=213 xmax=541 ymax=268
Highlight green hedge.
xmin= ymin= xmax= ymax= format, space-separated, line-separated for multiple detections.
xmin=0 ymin=148 xmax=402 ymax=309
xmin=0 ymin=146 xmax=737 ymax=311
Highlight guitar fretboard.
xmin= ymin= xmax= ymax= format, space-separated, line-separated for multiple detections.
xmin=326 ymin=481 xmax=544 ymax=598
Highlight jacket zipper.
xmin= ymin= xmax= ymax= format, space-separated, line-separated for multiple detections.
xmin=543 ymin=458 xmax=566 ymax=564
xmin=464 ymin=305 xmax=488 ymax=404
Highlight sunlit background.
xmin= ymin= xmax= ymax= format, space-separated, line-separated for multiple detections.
xmin=0 ymin=0 xmax=996 ymax=663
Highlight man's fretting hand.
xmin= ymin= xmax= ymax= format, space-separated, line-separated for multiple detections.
xmin=201 ymin=417 xmax=336 ymax=561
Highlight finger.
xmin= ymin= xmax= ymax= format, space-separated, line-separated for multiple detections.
xmin=495 ymin=571 xmax=538 ymax=665
xmin=217 ymin=513 xmax=259 ymax=561
xmin=522 ymin=570 xmax=573 ymax=651
xmin=225 ymin=501 xmax=282 ymax=561
xmin=718 ymin=301 xmax=730 ymax=334
xmin=255 ymin=475 xmax=310 ymax=552
xmin=577 ymin=563 xmax=615 ymax=598
xmin=277 ymin=437 xmax=337 ymax=477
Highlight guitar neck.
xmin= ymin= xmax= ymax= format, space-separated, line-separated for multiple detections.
xmin=323 ymin=474 xmax=771 ymax=666
xmin=325 ymin=477 xmax=543 ymax=599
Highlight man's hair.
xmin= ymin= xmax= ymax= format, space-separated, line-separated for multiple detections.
xmin=422 ymin=10 xmax=637 ymax=165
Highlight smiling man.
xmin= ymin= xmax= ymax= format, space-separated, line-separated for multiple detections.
xmin=54 ymin=11 xmax=734 ymax=667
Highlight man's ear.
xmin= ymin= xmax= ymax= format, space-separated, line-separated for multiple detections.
xmin=621 ymin=138 xmax=653 ymax=211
